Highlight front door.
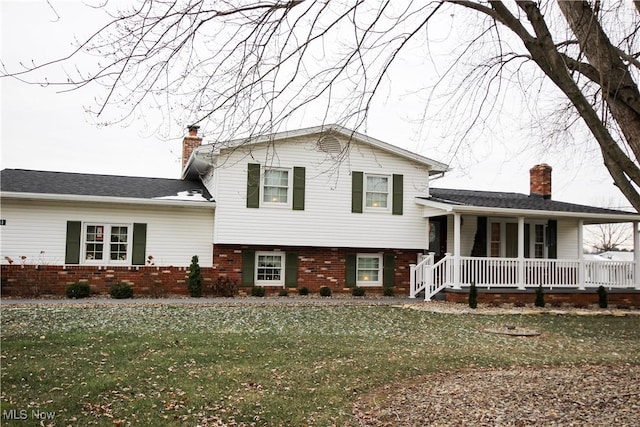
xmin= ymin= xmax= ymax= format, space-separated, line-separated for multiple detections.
xmin=429 ymin=216 xmax=448 ymax=262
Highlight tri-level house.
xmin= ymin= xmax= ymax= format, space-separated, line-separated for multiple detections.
xmin=1 ymin=124 xmax=639 ymax=303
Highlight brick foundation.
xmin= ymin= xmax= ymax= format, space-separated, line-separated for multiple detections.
xmin=444 ymin=288 xmax=640 ymax=308
xmin=0 ymin=265 xmax=204 ymax=297
xmin=213 ymin=244 xmax=417 ymax=294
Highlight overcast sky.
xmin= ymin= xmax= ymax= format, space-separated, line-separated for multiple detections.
xmin=0 ymin=1 xmax=632 ymax=211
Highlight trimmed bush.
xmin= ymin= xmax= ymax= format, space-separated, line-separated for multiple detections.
xmin=597 ymin=285 xmax=608 ymax=309
xmin=383 ymin=287 xmax=394 ymax=297
xmin=352 ymin=286 xmax=365 ymax=297
xmin=298 ymin=287 xmax=309 ymax=296
xmin=251 ymin=286 xmax=266 ymax=297
xmin=209 ymin=276 xmax=239 ymax=297
xmin=319 ymin=286 xmax=332 ymax=297
xmin=535 ymin=285 xmax=545 ymax=308
xmin=110 ymin=283 xmax=133 ymax=299
xmin=66 ymin=282 xmax=90 ymax=299
xmin=278 ymin=289 xmax=289 ymax=297
xmin=187 ymin=255 xmax=203 ymax=297
xmin=468 ymin=282 xmax=478 ymax=309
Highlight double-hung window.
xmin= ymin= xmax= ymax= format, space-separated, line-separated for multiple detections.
xmin=357 ymin=254 xmax=383 ymax=286
xmin=263 ymin=169 xmax=290 ymax=205
xmin=83 ymin=224 xmax=130 ymax=263
xmin=256 ymin=252 xmax=285 ymax=285
xmin=365 ymin=175 xmax=389 ymax=210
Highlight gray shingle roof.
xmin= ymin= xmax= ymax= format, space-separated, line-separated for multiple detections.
xmin=427 ymin=188 xmax=635 ymax=216
xmin=1 ymin=169 xmax=213 ymax=201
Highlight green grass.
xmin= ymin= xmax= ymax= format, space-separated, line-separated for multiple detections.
xmin=2 ymin=305 xmax=639 ymax=426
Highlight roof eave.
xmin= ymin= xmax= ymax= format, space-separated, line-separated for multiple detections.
xmin=1 ymin=191 xmax=216 ymax=209
xmin=415 ymin=198 xmax=640 ymax=223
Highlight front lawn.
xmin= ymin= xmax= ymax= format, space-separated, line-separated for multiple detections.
xmin=1 ymin=304 xmax=639 ymax=426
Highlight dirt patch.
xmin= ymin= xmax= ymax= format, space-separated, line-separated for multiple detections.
xmin=353 ymin=365 xmax=640 ymax=426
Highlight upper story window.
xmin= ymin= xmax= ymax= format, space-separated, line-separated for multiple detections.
xmin=83 ymin=224 xmax=130 ymax=263
xmin=247 ymin=163 xmax=305 ymax=210
xmin=365 ymin=174 xmax=389 ymax=210
xmin=262 ymin=169 xmax=290 ymax=205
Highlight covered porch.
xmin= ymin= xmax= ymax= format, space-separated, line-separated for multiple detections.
xmin=412 ymin=185 xmax=640 ymax=301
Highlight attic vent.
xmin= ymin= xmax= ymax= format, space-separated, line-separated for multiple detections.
xmin=317 ymin=135 xmax=342 ymax=155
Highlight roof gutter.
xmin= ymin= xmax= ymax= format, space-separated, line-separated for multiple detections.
xmin=1 ymin=192 xmax=216 ymax=209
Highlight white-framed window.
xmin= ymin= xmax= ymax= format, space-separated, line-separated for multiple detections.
xmin=262 ymin=168 xmax=290 ymax=206
xmin=365 ymin=174 xmax=389 ymax=210
xmin=488 ymin=219 xmax=547 ymax=258
xmin=357 ymin=253 xmax=383 ymax=286
xmin=83 ymin=223 xmax=131 ymax=264
xmin=255 ymin=251 xmax=285 ymax=286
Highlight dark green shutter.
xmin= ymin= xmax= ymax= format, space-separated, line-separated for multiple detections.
xmin=524 ymin=223 xmax=531 ymax=258
xmin=246 ymin=163 xmax=261 ymax=208
xmin=392 ymin=174 xmax=403 ymax=215
xmin=352 ymin=172 xmax=363 ymax=213
xmin=242 ymin=251 xmax=256 ymax=286
xmin=292 ymin=167 xmax=305 ymax=211
xmin=470 ymin=216 xmax=487 ymax=257
xmin=383 ymin=253 xmax=395 ymax=287
xmin=345 ymin=253 xmax=357 ymax=287
xmin=547 ymin=220 xmax=557 ymax=259
xmin=65 ymin=221 xmax=82 ymax=264
xmin=285 ymin=252 xmax=298 ymax=287
xmin=132 ymin=223 xmax=147 ymax=265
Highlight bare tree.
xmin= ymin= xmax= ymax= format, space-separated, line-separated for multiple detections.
xmin=2 ymin=1 xmax=639 ymax=210
xmin=585 ymin=222 xmax=633 ymax=252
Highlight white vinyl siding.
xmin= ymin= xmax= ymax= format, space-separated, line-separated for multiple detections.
xmin=212 ymin=136 xmax=431 ymax=249
xmin=1 ymin=199 xmax=214 ymax=267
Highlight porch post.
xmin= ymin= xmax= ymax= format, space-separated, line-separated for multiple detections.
xmin=453 ymin=212 xmax=461 ymax=289
xmin=517 ymin=216 xmax=525 ymax=290
xmin=634 ymin=222 xmax=640 ymax=289
xmin=578 ymin=220 xmax=585 ymax=290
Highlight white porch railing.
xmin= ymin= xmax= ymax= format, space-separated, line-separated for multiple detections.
xmin=410 ymin=255 xmax=637 ymax=300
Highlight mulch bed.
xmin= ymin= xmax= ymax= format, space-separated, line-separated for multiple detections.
xmin=353 ymin=365 xmax=640 ymax=426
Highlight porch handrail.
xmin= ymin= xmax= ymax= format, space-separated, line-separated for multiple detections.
xmin=409 ymin=253 xmax=434 ymax=298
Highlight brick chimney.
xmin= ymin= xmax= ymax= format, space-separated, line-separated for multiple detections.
xmin=182 ymin=125 xmax=202 ymax=168
xmin=530 ymin=163 xmax=552 ymax=199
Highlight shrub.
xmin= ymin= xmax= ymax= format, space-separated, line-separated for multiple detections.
xmin=352 ymin=286 xmax=365 ymax=297
xmin=298 ymin=287 xmax=309 ymax=296
xmin=468 ymin=282 xmax=478 ymax=309
xmin=597 ymin=285 xmax=608 ymax=309
xmin=383 ymin=287 xmax=394 ymax=297
xmin=187 ymin=255 xmax=203 ymax=297
xmin=66 ymin=282 xmax=90 ymax=299
xmin=110 ymin=283 xmax=133 ymax=299
xmin=278 ymin=288 xmax=289 ymax=297
xmin=319 ymin=286 xmax=332 ymax=297
xmin=209 ymin=276 xmax=239 ymax=297
xmin=251 ymin=286 xmax=266 ymax=297
xmin=535 ymin=285 xmax=545 ymax=308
